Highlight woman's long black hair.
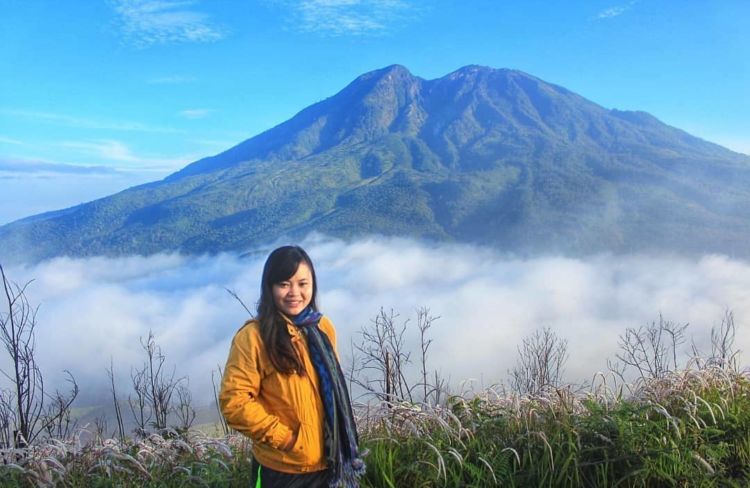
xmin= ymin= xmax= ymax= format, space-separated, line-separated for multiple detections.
xmin=257 ymin=245 xmax=318 ymax=375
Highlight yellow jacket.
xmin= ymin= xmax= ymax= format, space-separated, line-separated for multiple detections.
xmin=219 ymin=314 xmax=337 ymax=473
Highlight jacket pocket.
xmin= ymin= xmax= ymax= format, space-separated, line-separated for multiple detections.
xmin=281 ymin=419 xmax=321 ymax=467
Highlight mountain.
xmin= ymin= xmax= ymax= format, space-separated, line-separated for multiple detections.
xmin=2 ymin=65 xmax=750 ymax=262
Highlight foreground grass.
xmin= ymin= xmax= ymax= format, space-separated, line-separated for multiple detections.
xmin=2 ymin=367 xmax=749 ymax=487
xmin=360 ymin=367 xmax=750 ymax=487
xmin=0 ymin=431 xmax=254 ymax=487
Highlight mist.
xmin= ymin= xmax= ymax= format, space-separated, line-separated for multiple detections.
xmin=0 ymin=169 xmax=168 ymax=226
xmin=2 ymin=235 xmax=749 ymax=411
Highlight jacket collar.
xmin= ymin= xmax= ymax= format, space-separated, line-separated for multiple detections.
xmin=278 ymin=311 xmax=301 ymax=338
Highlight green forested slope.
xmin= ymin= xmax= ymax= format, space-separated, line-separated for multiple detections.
xmin=2 ymin=65 xmax=750 ymax=261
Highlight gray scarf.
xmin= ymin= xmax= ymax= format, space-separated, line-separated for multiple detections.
xmin=293 ymin=308 xmax=366 ymax=487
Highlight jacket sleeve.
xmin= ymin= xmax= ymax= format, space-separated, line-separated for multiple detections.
xmin=219 ymin=326 xmax=293 ymax=449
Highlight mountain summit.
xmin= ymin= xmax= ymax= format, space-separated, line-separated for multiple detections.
xmin=2 ymin=65 xmax=750 ymax=261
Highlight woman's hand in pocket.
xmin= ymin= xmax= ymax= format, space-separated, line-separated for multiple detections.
xmin=281 ymin=426 xmax=299 ymax=452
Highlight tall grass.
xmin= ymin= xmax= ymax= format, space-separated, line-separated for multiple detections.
xmin=0 ymin=429 xmax=253 ymax=487
xmin=3 ymin=367 xmax=747 ymax=486
xmin=358 ymin=366 xmax=750 ymax=487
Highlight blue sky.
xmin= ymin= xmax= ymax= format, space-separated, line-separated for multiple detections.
xmin=1 ymin=0 xmax=748 ymax=224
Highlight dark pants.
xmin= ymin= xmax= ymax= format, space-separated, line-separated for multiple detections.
xmin=251 ymin=457 xmax=330 ymax=488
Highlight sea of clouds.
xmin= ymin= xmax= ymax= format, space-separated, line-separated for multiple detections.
xmin=2 ymin=235 xmax=749 ymax=409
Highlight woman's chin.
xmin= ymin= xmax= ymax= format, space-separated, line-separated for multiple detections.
xmin=282 ymin=304 xmax=305 ymax=316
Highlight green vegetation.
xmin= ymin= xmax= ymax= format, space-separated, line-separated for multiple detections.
xmin=3 ymin=65 xmax=750 ymax=262
xmin=0 ymin=430 xmax=255 ymax=487
xmin=1 ymin=368 xmax=749 ymax=487
xmin=2 ymin=267 xmax=748 ymax=486
xmin=1 ymin=308 xmax=747 ymax=487
xmin=359 ymin=368 xmax=750 ymax=487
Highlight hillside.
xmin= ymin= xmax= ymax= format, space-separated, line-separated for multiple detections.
xmin=2 ymin=65 xmax=750 ymax=261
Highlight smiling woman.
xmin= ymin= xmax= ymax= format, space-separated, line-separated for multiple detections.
xmin=219 ymin=245 xmax=366 ymax=488
xmin=272 ymin=260 xmax=313 ymax=317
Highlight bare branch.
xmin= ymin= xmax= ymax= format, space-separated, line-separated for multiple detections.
xmin=225 ymin=288 xmax=254 ymax=317
xmin=106 ymin=358 xmax=126 ymax=441
xmin=509 ymin=327 xmax=568 ymax=396
xmin=613 ymin=315 xmax=688 ymax=382
xmin=0 ymin=264 xmax=77 ymax=446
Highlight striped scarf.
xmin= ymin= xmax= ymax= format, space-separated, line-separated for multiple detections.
xmin=293 ymin=308 xmax=366 ymax=488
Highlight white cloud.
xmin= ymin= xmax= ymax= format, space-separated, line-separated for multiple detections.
xmin=0 ymin=157 xmax=116 ymax=175
xmin=58 ymin=139 xmax=192 ymax=170
xmin=3 ymin=236 xmax=750 ymax=409
xmin=179 ymin=108 xmax=212 ymax=119
xmin=597 ymin=6 xmax=627 ymax=19
xmin=195 ymin=138 xmax=239 ymax=149
xmin=112 ymin=0 xmax=226 ymax=47
xmin=596 ymin=1 xmax=637 ymax=19
xmin=704 ymin=135 xmax=750 ymax=156
xmin=0 ymin=136 xmax=23 ymax=145
xmin=0 ymin=108 xmax=180 ymax=133
xmin=0 ymin=168 xmax=165 ymax=225
xmin=278 ymin=0 xmax=418 ymax=36
xmin=147 ymin=75 xmax=197 ymax=84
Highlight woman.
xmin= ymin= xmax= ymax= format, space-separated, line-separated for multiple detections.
xmin=220 ymin=245 xmax=365 ymax=488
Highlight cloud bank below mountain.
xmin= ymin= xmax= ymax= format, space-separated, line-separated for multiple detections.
xmin=2 ymin=236 xmax=749 ymax=407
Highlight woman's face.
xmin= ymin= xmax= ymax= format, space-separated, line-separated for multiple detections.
xmin=272 ymin=262 xmax=313 ymax=317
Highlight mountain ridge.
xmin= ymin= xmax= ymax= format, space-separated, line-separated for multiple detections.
xmin=2 ymin=65 xmax=749 ymax=262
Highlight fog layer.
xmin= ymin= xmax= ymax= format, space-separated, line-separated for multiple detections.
xmin=2 ymin=236 xmax=749 ymax=406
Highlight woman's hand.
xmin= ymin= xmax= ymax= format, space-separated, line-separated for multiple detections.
xmin=280 ymin=427 xmax=299 ymax=451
